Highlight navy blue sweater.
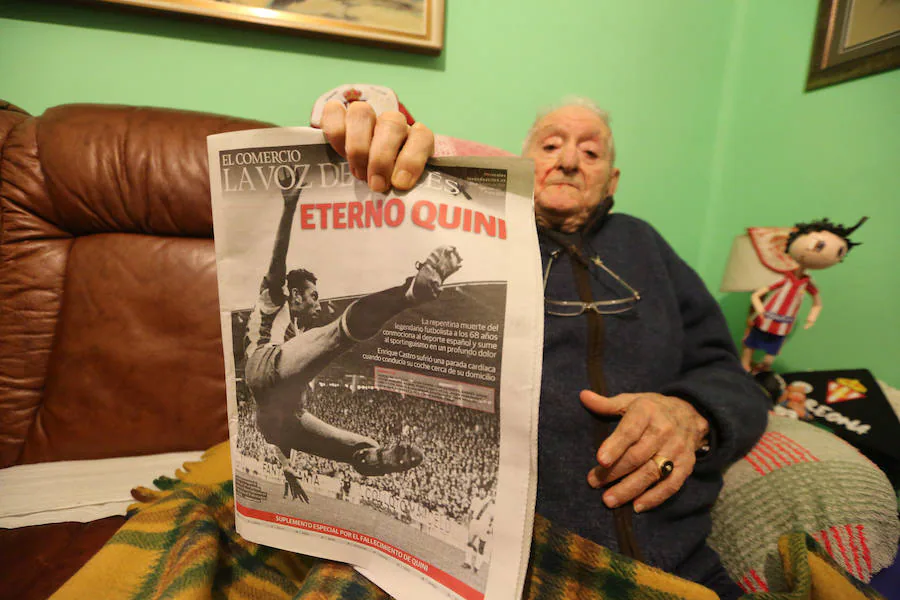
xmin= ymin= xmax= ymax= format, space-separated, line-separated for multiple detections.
xmin=536 ymin=210 xmax=769 ymax=585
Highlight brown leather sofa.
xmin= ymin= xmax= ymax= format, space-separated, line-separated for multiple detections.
xmin=0 ymin=101 xmax=270 ymax=599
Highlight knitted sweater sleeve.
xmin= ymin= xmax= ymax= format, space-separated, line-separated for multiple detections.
xmin=652 ymin=230 xmax=769 ymax=473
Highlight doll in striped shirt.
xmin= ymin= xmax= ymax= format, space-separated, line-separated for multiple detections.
xmin=741 ymin=217 xmax=867 ymax=372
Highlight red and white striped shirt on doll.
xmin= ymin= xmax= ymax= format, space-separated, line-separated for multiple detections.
xmin=754 ymin=271 xmax=819 ymax=337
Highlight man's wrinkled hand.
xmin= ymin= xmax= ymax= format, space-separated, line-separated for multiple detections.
xmin=320 ymin=99 xmax=434 ymax=193
xmin=580 ymin=390 xmax=709 ymax=513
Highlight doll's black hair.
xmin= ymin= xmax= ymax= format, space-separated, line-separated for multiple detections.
xmin=786 ymin=217 xmax=868 ymax=255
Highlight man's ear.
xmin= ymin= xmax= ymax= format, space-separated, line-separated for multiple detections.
xmin=607 ymin=167 xmax=621 ymax=197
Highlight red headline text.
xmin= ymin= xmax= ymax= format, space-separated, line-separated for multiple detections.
xmin=296 ymin=198 xmax=506 ymax=240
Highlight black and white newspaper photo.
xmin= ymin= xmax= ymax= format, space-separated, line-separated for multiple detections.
xmin=207 ymin=127 xmax=541 ymax=600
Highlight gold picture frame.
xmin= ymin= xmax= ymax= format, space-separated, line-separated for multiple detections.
xmin=807 ymin=0 xmax=900 ymax=90
xmin=92 ymin=0 xmax=445 ymax=54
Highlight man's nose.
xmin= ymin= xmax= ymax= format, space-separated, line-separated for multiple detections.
xmin=557 ymin=144 xmax=579 ymax=172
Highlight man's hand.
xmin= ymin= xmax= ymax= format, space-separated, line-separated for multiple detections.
xmin=580 ymin=390 xmax=709 ymax=513
xmin=320 ymin=100 xmax=434 ymax=193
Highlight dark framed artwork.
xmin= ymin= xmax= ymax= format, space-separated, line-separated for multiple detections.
xmin=92 ymin=0 xmax=445 ymax=54
xmin=807 ymin=0 xmax=900 ymax=90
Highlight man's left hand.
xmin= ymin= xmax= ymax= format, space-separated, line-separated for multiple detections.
xmin=580 ymin=390 xmax=709 ymax=513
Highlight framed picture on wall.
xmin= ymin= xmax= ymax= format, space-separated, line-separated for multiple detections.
xmin=91 ymin=0 xmax=445 ymax=54
xmin=807 ymin=0 xmax=900 ymax=90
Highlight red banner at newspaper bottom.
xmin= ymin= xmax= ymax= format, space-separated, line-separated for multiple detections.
xmin=236 ymin=503 xmax=483 ymax=600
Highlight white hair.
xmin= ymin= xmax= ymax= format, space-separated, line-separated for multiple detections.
xmin=522 ymin=96 xmax=616 ymax=166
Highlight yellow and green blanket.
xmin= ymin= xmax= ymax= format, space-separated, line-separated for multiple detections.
xmin=50 ymin=442 xmax=883 ymax=600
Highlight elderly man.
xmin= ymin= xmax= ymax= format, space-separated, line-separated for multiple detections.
xmin=317 ymin=97 xmax=768 ymax=598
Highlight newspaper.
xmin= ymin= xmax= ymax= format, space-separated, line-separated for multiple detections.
xmin=207 ymin=127 xmax=542 ymax=600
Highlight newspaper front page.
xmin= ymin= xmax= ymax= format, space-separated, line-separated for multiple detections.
xmin=207 ymin=127 xmax=541 ymax=600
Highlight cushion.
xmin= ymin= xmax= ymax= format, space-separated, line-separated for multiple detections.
xmin=709 ymin=413 xmax=899 ymax=593
xmin=0 ymin=105 xmax=274 ymax=468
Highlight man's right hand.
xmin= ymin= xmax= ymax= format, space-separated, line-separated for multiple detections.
xmin=320 ymin=100 xmax=434 ymax=193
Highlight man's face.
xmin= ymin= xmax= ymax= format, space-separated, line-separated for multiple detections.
xmin=524 ymin=106 xmax=620 ymax=232
xmin=789 ymin=230 xmax=848 ymax=270
xmin=290 ymin=280 xmax=321 ymax=326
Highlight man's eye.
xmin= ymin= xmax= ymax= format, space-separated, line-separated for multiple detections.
xmin=584 ymin=150 xmax=598 ymax=159
xmin=542 ymin=144 xmax=558 ymax=152
xmin=813 ymin=240 xmax=826 ymax=252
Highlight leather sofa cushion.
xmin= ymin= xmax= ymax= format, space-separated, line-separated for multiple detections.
xmin=0 ymin=104 xmax=270 ymax=467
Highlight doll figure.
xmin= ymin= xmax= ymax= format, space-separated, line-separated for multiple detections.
xmin=751 ymin=370 xmax=814 ymax=421
xmin=741 ymin=217 xmax=867 ymax=372
xmin=779 ymin=380 xmax=814 ymax=421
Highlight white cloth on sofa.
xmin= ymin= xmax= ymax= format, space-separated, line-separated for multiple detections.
xmin=0 ymin=451 xmax=204 ymax=528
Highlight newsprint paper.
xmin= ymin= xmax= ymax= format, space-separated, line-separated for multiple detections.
xmin=207 ymin=127 xmax=542 ymax=600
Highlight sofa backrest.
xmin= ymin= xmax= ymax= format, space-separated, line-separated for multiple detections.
xmin=0 ymin=103 xmax=271 ymax=467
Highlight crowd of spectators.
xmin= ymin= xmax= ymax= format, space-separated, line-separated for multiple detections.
xmin=234 ymin=380 xmax=499 ymax=523
xmin=235 ymin=383 xmax=282 ymax=479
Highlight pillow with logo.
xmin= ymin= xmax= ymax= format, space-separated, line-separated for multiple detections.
xmin=708 ymin=413 xmax=899 ymax=593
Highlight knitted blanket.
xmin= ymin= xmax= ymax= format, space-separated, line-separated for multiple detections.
xmin=50 ymin=442 xmax=883 ymax=600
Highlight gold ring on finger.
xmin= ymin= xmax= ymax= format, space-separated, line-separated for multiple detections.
xmin=651 ymin=455 xmax=675 ymax=481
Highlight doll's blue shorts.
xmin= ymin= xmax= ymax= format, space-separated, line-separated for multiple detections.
xmin=743 ymin=327 xmax=785 ymax=355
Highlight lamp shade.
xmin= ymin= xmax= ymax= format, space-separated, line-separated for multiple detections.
xmin=719 ymin=234 xmax=785 ymax=293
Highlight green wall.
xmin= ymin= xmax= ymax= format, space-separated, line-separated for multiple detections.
xmin=700 ymin=1 xmax=900 ymax=384
xmin=0 ymin=0 xmax=735 ymax=265
xmin=1 ymin=1 xmax=897 ymax=383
